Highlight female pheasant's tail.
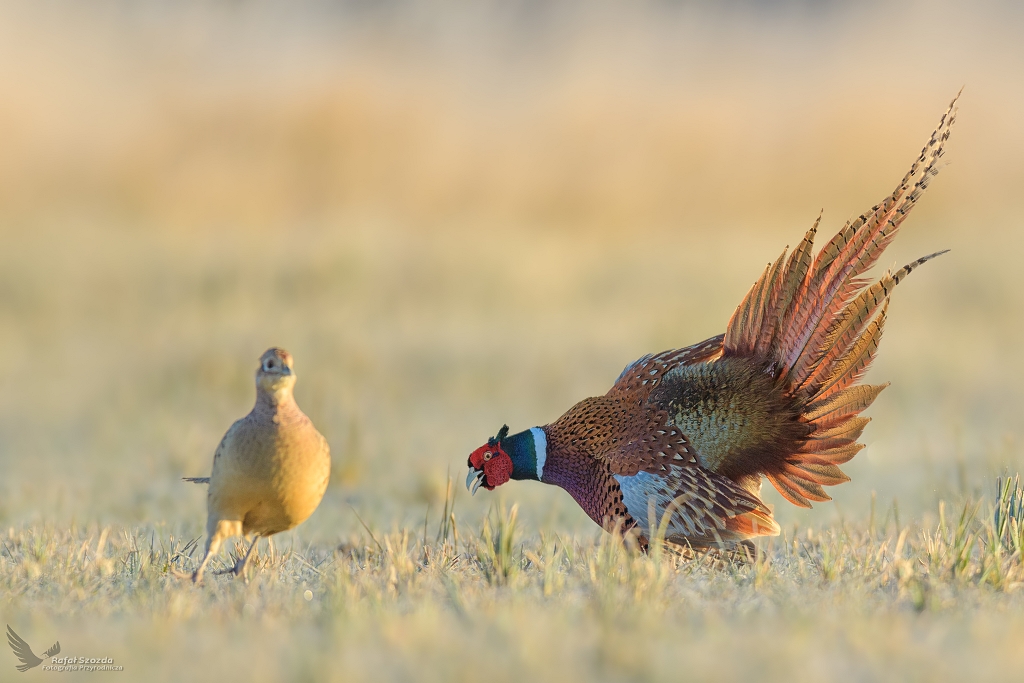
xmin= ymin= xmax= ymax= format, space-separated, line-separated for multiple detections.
xmin=722 ymin=93 xmax=957 ymax=508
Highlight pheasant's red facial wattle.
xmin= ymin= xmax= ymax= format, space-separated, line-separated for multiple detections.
xmin=483 ymin=446 xmax=513 ymax=489
xmin=467 ymin=442 xmax=513 ymax=493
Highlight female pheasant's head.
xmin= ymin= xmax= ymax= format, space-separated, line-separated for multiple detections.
xmin=256 ymin=347 xmax=296 ymax=399
xmin=466 ymin=424 xmax=548 ymax=494
xmin=466 ymin=425 xmax=512 ymax=494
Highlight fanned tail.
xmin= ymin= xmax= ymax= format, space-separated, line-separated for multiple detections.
xmin=722 ymin=93 xmax=957 ymax=508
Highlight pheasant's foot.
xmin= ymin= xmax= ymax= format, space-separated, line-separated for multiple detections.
xmin=168 ymin=567 xmax=195 ymax=581
xmin=211 ymin=564 xmax=241 ymax=577
xmin=209 ymin=543 xmax=257 ymax=581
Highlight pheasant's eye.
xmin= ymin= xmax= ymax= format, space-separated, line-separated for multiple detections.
xmin=483 ymin=452 xmax=492 ymax=461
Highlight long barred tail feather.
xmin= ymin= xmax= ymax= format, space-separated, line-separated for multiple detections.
xmin=723 ymin=93 xmax=958 ymax=507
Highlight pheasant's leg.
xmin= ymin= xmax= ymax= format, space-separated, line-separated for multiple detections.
xmin=192 ymin=534 xmax=222 ymax=585
xmin=193 ymin=518 xmax=239 ymax=584
xmin=232 ymin=535 xmax=260 ymax=579
xmin=736 ymin=539 xmax=758 ymax=564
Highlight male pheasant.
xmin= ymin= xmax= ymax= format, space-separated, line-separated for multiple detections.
xmin=466 ymin=96 xmax=957 ymax=549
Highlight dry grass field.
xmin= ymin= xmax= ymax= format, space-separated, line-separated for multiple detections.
xmin=2 ymin=1 xmax=1024 ymax=681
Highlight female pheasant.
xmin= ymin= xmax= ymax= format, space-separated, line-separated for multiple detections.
xmin=466 ymin=96 xmax=957 ymax=549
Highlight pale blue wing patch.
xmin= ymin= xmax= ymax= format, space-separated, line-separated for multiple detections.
xmin=614 ymin=465 xmax=761 ymax=544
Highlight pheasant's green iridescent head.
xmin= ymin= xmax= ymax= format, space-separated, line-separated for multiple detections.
xmin=466 ymin=425 xmax=548 ymax=494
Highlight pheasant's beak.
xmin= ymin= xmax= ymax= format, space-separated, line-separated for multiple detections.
xmin=466 ymin=468 xmax=485 ymax=496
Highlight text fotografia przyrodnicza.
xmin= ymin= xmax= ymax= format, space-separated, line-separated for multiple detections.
xmin=43 ymin=656 xmax=123 ymax=672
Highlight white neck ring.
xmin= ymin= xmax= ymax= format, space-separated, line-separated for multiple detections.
xmin=530 ymin=427 xmax=547 ymax=480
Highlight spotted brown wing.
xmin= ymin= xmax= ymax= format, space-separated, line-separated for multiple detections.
xmin=593 ymin=334 xmax=725 ymax=477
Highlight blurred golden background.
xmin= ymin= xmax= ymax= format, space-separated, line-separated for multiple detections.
xmin=1 ymin=0 xmax=1022 ymax=539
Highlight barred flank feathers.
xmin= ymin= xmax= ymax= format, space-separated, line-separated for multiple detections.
xmin=723 ymin=92 xmax=958 ymax=507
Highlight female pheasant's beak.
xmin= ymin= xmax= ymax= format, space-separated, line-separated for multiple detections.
xmin=465 ymin=441 xmax=513 ymax=495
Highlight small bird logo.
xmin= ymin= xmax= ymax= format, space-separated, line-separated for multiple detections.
xmin=6 ymin=625 xmax=60 ymax=672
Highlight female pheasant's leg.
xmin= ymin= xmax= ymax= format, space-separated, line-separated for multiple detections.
xmin=192 ymin=518 xmax=241 ymax=584
xmin=231 ymin=535 xmax=260 ymax=579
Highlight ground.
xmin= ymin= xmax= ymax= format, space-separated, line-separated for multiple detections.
xmin=5 ymin=493 xmax=1024 ymax=682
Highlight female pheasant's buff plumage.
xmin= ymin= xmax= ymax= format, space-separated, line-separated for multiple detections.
xmin=185 ymin=348 xmax=331 ymax=583
xmin=466 ymin=94 xmax=958 ymax=549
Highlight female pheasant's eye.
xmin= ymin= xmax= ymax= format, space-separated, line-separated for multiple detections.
xmin=483 ymin=452 xmax=492 ymax=461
